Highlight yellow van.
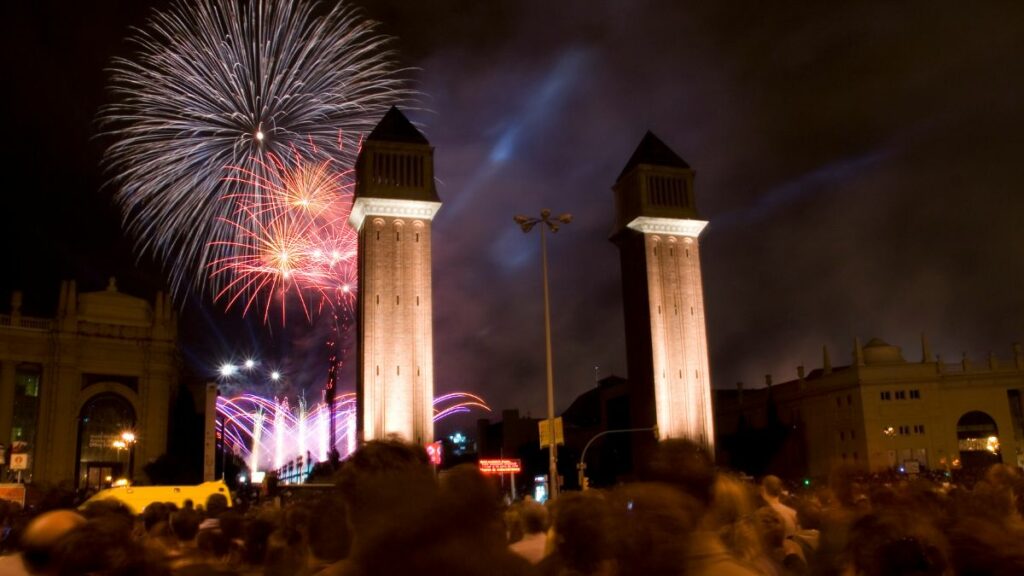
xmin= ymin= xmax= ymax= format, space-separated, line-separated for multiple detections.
xmin=81 ymin=481 xmax=232 ymax=515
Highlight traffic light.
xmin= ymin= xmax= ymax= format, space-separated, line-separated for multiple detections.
xmin=581 ymin=476 xmax=590 ymax=490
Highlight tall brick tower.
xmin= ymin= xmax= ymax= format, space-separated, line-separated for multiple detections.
xmin=612 ymin=132 xmax=715 ymax=449
xmin=350 ymin=107 xmax=441 ymax=444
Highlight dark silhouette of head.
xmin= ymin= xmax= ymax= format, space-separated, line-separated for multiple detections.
xmin=337 ymin=438 xmax=437 ymax=544
xmin=19 ymin=510 xmax=86 ymax=574
xmin=761 ymin=475 xmax=784 ymax=499
xmin=643 ymin=438 xmax=716 ymax=508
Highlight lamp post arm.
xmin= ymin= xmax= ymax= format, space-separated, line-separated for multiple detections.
xmin=578 ymin=426 xmax=658 ymax=487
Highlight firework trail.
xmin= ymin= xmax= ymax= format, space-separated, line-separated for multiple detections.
xmin=217 ymin=392 xmax=491 ymax=469
xmin=209 ymin=152 xmax=357 ymax=323
xmin=100 ymin=0 xmax=412 ymax=298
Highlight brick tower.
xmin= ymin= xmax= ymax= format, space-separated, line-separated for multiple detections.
xmin=350 ymin=107 xmax=441 ymax=444
xmin=612 ymin=132 xmax=715 ymax=449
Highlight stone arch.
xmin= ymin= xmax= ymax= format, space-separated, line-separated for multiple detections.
xmin=78 ymin=382 xmax=141 ymax=417
xmin=956 ymin=410 xmax=1001 ymax=472
xmin=76 ymin=390 xmax=138 ymax=490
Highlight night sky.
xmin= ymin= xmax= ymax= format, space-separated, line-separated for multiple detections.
xmin=4 ymin=1 xmax=1023 ymax=426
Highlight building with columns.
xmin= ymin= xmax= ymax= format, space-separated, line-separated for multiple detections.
xmin=350 ymin=107 xmax=441 ymax=445
xmin=715 ymin=337 xmax=1024 ymax=479
xmin=611 ymin=132 xmax=716 ymax=450
xmin=0 ymin=279 xmax=177 ymax=488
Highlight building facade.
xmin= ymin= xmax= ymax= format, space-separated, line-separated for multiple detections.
xmin=715 ymin=337 xmax=1024 ymax=479
xmin=0 ymin=279 xmax=177 ymax=488
xmin=351 ymin=107 xmax=441 ymax=445
xmin=611 ymin=132 xmax=715 ymax=449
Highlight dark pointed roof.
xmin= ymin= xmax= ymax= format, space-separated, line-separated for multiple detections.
xmin=366 ymin=106 xmax=429 ymax=145
xmin=617 ymin=131 xmax=690 ymax=181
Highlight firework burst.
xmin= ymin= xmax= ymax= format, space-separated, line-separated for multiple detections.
xmin=209 ymin=153 xmax=357 ymax=323
xmin=100 ymin=0 xmax=412 ymax=298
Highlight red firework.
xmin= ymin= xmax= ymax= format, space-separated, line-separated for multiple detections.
xmin=209 ymin=153 xmax=358 ymax=323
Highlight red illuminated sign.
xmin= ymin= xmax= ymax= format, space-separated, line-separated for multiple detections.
xmin=478 ymin=459 xmax=522 ymax=474
xmin=425 ymin=441 xmax=443 ymax=466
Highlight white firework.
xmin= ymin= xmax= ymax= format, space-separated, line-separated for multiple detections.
xmin=100 ymin=0 xmax=413 ymax=298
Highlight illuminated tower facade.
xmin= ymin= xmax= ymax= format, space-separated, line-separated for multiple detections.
xmin=350 ymin=107 xmax=441 ymax=444
xmin=612 ymin=132 xmax=715 ymax=449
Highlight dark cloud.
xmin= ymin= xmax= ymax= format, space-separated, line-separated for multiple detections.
xmin=3 ymin=0 xmax=1022 ymax=421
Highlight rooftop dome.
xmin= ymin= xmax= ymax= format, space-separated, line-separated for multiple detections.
xmin=863 ymin=337 xmax=905 ymax=365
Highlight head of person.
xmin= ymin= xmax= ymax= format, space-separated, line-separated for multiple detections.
xmin=141 ymin=502 xmax=170 ymax=533
xmin=517 ymin=501 xmax=548 ymax=536
xmin=643 ymin=438 xmax=717 ymax=510
xmin=170 ymin=508 xmax=201 ymax=543
xmin=612 ymin=482 xmax=700 ymax=576
xmin=761 ymin=475 xmax=784 ymax=500
xmin=336 ymin=438 xmax=437 ymax=543
xmin=549 ymin=491 xmax=616 ymax=576
xmin=842 ymin=510 xmax=950 ymax=576
xmin=19 ymin=510 xmax=86 ymax=575
xmin=52 ymin=516 xmax=169 ymax=576
xmin=204 ymin=493 xmax=229 ymax=519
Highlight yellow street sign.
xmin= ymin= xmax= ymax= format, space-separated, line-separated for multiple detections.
xmin=538 ymin=417 xmax=564 ymax=448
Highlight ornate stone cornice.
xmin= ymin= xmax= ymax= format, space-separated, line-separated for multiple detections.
xmin=626 ymin=216 xmax=708 ymax=237
xmin=349 ymin=197 xmax=443 ymax=230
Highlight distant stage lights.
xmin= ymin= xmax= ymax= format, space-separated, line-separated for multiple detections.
xmin=220 ymin=363 xmax=238 ymax=377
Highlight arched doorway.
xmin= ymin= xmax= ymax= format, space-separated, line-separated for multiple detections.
xmin=957 ymin=410 xmax=1001 ymax=473
xmin=77 ymin=393 xmax=136 ymax=491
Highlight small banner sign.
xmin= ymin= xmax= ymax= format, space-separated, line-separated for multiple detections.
xmin=479 ymin=459 xmax=522 ymax=474
xmin=9 ymin=454 xmax=29 ymax=471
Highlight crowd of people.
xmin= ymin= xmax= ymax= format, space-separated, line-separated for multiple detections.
xmin=1 ymin=438 xmax=1023 ymax=575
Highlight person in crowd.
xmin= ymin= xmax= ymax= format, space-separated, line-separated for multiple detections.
xmin=535 ymin=491 xmax=615 ymax=576
xmin=760 ymin=475 xmax=799 ymax=538
xmin=0 ymin=509 xmax=85 ymax=576
xmin=508 ymin=500 xmax=548 ymax=564
xmin=644 ymin=439 xmax=760 ymax=576
xmin=611 ymin=482 xmax=699 ymax=576
xmin=53 ymin=514 xmax=170 ymax=576
xmin=840 ymin=508 xmax=951 ymax=576
xmin=709 ymin=473 xmax=771 ymax=574
xmin=167 ymin=507 xmax=204 ymax=571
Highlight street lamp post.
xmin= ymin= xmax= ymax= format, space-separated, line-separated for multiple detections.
xmin=514 ymin=209 xmax=572 ymax=500
xmin=121 ymin=431 xmax=137 ymax=484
